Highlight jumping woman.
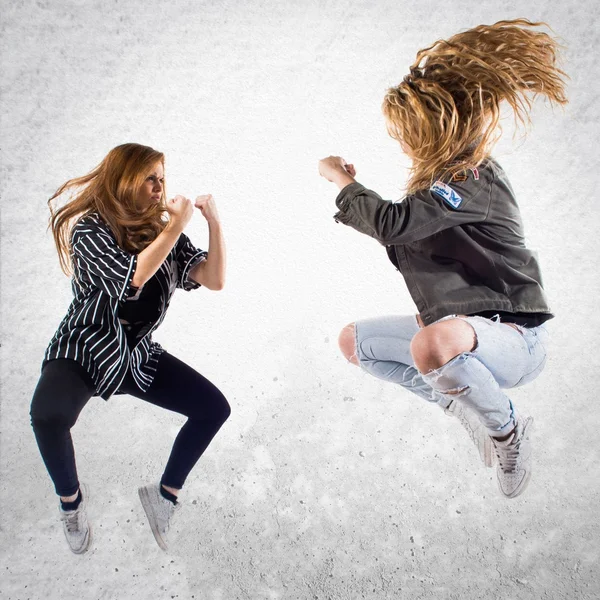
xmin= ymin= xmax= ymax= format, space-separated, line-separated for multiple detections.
xmin=318 ymin=19 xmax=567 ymax=498
xmin=30 ymin=143 xmax=230 ymax=553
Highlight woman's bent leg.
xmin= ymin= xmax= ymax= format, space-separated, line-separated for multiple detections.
xmin=344 ymin=314 xmax=496 ymax=467
xmin=415 ymin=317 xmax=549 ymax=437
xmin=30 ymin=359 xmax=96 ymax=497
xmin=122 ymin=352 xmax=231 ymax=490
xmin=345 ymin=315 xmax=442 ymax=404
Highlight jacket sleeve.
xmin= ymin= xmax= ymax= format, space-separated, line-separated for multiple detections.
xmin=175 ymin=233 xmax=208 ymax=291
xmin=71 ymin=219 xmax=138 ymax=301
xmin=333 ymin=179 xmax=491 ymax=245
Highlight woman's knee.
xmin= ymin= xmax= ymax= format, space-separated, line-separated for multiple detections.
xmin=30 ymin=404 xmax=78 ymax=432
xmin=410 ymin=318 xmax=476 ymax=373
xmin=218 ymin=395 xmax=232 ymax=424
xmin=202 ymin=389 xmax=231 ymax=425
xmin=338 ymin=322 xmax=360 ymax=366
xmin=29 ymin=359 xmax=93 ymax=430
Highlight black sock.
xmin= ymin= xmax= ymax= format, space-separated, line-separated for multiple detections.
xmin=61 ymin=488 xmax=82 ymax=511
xmin=160 ymin=485 xmax=178 ymax=505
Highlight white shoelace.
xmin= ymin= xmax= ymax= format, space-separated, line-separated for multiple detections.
xmin=495 ymin=434 xmax=522 ymax=472
xmin=62 ymin=511 xmax=82 ymax=533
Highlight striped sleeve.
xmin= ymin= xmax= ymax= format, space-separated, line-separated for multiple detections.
xmin=175 ymin=233 xmax=207 ymax=291
xmin=71 ymin=219 xmax=138 ymax=301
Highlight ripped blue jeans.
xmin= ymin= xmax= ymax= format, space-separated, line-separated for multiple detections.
xmin=354 ymin=314 xmax=549 ymax=436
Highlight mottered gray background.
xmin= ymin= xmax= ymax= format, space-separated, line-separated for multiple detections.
xmin=1 ymin=0 xmax=599 ymax=599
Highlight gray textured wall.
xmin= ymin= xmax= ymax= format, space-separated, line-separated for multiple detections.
xmin=1 ymin=1 xmax=599 ymax=599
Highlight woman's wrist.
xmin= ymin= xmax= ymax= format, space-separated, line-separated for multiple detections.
xmin=165 ymin=219 xmax=185 ymax=235
xmin=332 ymin=169 xmax=356 ymax=190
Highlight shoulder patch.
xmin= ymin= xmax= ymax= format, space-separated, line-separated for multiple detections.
xmin=430 ymin=180 xmax=464 ymax=209
xmin=469 ymin=167 xmax=479 ymax=180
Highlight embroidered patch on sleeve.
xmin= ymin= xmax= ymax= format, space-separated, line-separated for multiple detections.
xmin=430 ymin=180 xmax=464 ymax=209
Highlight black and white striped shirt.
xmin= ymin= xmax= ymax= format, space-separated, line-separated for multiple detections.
xmin=44 ymin=213 xmax=207 ymax=399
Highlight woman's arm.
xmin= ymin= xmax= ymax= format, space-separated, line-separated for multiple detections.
xmin=319 ymin=155 xmax=490 ymax=246
xmin=318 ymin=156 xmax=356 ymax=189
xmin=189 ymin=194 xmax=226 ymax=291
xmin=131 ymin=195 xmax=193 ymax=288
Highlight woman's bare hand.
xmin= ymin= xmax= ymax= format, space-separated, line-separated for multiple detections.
xmin=167 ymin=195 xmax=194 ymax=230
xmin=194 ymin=194 xmax=220 ymax=224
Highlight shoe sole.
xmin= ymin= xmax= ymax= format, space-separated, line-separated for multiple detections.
xmin=138 ymin=486 xmax=168 ymax=551
xmin=483 ymin=437 xmax=495 ymax=468
xmin=67 ymin=482 xmax=93 ymax=554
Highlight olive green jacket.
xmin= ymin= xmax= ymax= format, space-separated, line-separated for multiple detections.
xmin=333 ymin=158 xmax=553 ymax=326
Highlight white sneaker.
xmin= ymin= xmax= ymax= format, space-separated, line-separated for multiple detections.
xmin=138 ymin=483 xmax=180 ymax=551
xmin=491 ymin=416 xmax=534 ymax=499
xmin=59 ymin=482 xmax=92 ymax=554
xmin=445 ymin=399 xmax=495 ymax=468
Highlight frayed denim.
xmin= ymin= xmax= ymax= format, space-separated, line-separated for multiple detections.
xmin=354 ymin=314 xmax=549 ymax=436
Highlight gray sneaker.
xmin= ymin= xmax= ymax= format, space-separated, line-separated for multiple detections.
xmin=59 ymin=482 xmax=92 ymax=554
xmin=491 ymin=416 xmax=534 ymax=499
xmin=138 ymin=483 xmax=180 ymax=551
xmin=445 ymin=399 xmax=495 ymax=468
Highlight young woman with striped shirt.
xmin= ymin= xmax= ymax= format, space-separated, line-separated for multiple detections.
xmin=30 ymin=143 xmax=230 ymax=553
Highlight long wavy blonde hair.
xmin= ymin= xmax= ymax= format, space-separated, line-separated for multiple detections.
xmin=383 ymin=19 xmax=568 ymax=194
xmin=48 ymin=143 xmax=167 ymax=275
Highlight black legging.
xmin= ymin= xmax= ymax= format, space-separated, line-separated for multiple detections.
xmin=30 ymin=353 xmax=231 ymax=497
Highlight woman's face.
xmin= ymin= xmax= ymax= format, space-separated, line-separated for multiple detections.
xmin=137 ymin=161 xmax=164 ymax=209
